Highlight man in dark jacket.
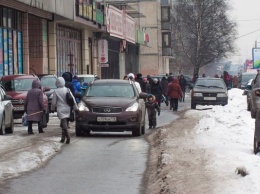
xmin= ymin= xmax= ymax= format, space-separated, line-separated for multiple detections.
xmin=179 ymin=75 xmax=187 ymax=102
xmin=135 ymin=73 xmax=146 ymax=92
xmin=62 ymin=72 xmax=75 ymax=95
xmin=151 ymin=78 xmax=163 ymax=107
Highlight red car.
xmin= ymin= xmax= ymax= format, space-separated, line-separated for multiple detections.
xmin=0 ymin=74 xmax=49 ymax=120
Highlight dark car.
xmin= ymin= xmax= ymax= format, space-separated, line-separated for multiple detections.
xmin=75 ymin=79 xmax=147 ymax=137
xmin=191 ymin=78 xmax=228 ymax=109
xmin=37 ymin=74 xmax=57 ymax=111
xmin=238 ymin=72 xmax=257 ymax=89
xmin=244 ymin=79 xmax=253 ymax=111
xmin=0 ymin=75 xmax=50 ymax=119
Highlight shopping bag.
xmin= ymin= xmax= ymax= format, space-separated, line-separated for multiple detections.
xmin=39 ymin=111 xmax=47 ymax=128
xmin=22 ymin=113 xmax=28 ymax=126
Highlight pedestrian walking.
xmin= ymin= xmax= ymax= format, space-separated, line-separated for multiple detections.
xmin=145 ymin=94 xmax=160 ymax=129
xmin=135 ymin=73 xmax=146 ymax=92
xmin=161 ymin=76 xmax=169 ymax=106
xmin=167 ymin=78 xmax=183 ymax=111
xmin=51 ymin=77 xmax=78 ymax=144
xmin=179 ymin=75 xmax=187 ymax=102
xmin=128 ymin=73 xmax=142 ymax=93
xmin=143 ymin=77 xmax=151 ymax=93
xmin=167 ymin=72 xmax=174 ymax=83
xmin=72 ymin=75 xmax=82 ymax=103
xmin=151 ymin=78 xmax=163 ymax=107
xmin=24 ymin=80 xmax=45 ymax=134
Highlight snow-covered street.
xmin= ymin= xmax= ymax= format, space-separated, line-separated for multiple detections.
xmin=146 ymin=88 xmax=260 ymax=194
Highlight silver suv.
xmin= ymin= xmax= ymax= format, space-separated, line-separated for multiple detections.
xmin=249 ymin=73 xmax=260 ymax=118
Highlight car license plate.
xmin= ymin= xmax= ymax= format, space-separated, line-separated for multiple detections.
xmin=204 ymin=97 xmax=216 ymax=101
xmin=97 ymin=117 xmax=116 ymax=122
xmin=13 ymin=106 xmax=24 ymax=111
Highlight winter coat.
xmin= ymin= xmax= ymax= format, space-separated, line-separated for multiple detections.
xmin=145 ymin=83 xmax=151 ymax=94
xmin=51 ymin=77 xmax=77 ymax=120
xmin=72 ymin=79 xmax=81 ymax=94
xmin=167 ymin=79 xmax=183 ymax=99
xmin=135 ymin=77 xmax=146 ymax=92
xmin=62 ymin=72 xmax=75 ymax=95
xmin=161 ymin=78 xmax=168 ymax=96
xmin=151 ymin=82 xmax=163 ymax=102
xmin=179 ymin=77 xmax=187 ymax=92
xmin=145 ymin=100 xmax=160 ymax=115
xmin=24 ymin=80 xmax=44 ymax=122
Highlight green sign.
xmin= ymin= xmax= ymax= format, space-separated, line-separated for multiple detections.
xmin=96 ymin=9 xmax=103 ymax=25
xmin=137 ymin=30 xmax=144 ymax=45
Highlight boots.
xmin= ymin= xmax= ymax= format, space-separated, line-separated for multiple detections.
xmin=64 ymin=129 xmax=70 ymax=144
xmin=60 ymin=130 xmax=65 ymax=143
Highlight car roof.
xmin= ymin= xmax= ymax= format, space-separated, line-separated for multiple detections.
xmin=37 ymin=74 xmax=57 ymax=78
xmin=241 ymin=72 xmax=257 ymax=75
xmin=91 ymin=79 xmax=133 ymax=85
xmin=77 ymin=74 xmax=95 ymax=77
xmin=0 ymin=74 xmax=38 ymax=80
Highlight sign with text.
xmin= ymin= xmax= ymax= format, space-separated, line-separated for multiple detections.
xmin=252 ymin=48 xmax=260 ymax=69
xmin=98 ymin=39 xmax=108 ymax=63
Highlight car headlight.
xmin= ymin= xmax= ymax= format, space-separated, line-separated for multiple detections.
xmin=217 ymin=93 xmax=227 ymax=97
xmin=78 ymin=102 xmax=89 ymax=111
xmin=193 ymin=93 xmax=203 ymax=97
xmin=126 ymin=102 xmax=138 ymax=112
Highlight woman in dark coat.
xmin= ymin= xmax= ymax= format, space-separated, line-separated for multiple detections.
xmin=161 ymin=77 xmax=169 ymax=106
xmin=24 ymin=80 xmax=45 ymax=134
xmin=179 ymin=75 xmax=187 ymax=102
xmin=151 ymin=78 xmax=163 ymax=107
xmin=167 ymin=78 xmax=183 ymax=111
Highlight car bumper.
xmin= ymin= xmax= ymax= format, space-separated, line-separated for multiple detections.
xmin=76 ymin=111 xmax=141 ymax=132
xmin=192 ymin=97 xmax=228 ymax=105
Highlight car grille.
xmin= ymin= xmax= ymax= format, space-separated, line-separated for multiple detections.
xmin=203 ymin=93 xmax=217 ymax=97
xmin=11 ymin=99 xmax=25 ymax=105
xmin=92 ymin=107 xmax=122 ymax=113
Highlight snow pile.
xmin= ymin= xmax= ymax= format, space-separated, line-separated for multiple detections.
xmin=186 ymin=88 xmax=260 ymax=194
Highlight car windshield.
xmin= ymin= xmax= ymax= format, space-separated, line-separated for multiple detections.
xmin=1 ymin=78 xmax=36 ymax=91
xmin=242 ymin=74 xmax=256 ymax=83
xmin=78 ymin=77 xmax=94 ymax=86
xmin=86 ymin=84 xmax=135 ymax=97
xmin=195 ymin=79 xmax=226 ymax=88
xmin=40 ymin=77 xmax=57 ymax=89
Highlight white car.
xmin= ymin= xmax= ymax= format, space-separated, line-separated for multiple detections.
xmin=0 ymin=86 xmax=14 ymax=135
xmin=77 ymin=74 xmax=95 ymax=85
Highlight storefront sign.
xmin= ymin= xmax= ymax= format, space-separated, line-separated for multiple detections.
xmin=98 ymin=39 xmax=108 ymax=63
xmin=100 ymin=63 xmax=109 ymax=67
xmin=0 ymin=28 xmax=3 ymax=76
xmin=3 ymin=29 xmax=8 ymax=75
xmin=18 ymin=32 xmax=23 ymax=74
xmin=107 ymin=5 xmax=136 ymax=44
xmin=8 ymin=30 xmax=13 ymax=75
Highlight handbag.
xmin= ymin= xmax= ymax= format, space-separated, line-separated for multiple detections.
xmin=39 ymin=111 xmax=47 ymax=128
xmin=66 ymin=89 xmax=75 ymax=107
xmin=22 ymin=113 xmax=28 ymax=126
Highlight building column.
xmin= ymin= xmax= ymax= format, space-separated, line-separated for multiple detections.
xmin=119 ymin=52 xmax=126 ymax=78
xmin=82 ymin=30 xmax=92 ymax=74
xmin=22 ymin=13 xmax=29 ymax=74
xmin=48 ymin=22 xmax=57 ymax=75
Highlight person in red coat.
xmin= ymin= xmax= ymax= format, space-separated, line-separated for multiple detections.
xmin=167 ymin=78 xmax=183 ymax=111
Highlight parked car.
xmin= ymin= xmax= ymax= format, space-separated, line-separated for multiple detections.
xmin=238 ymin=72 xmax=257 ymax=89
xmin=245 ymin=79 xmax=254 ymax=111
xmin=77 ymin=74 xmax=95 ymax=95
xmin=75 ymin=79 xmax=147 ymax=136
xmin=0 ymin=75 xmax=50 ymax=120
xmin=249 ymin=72 xmax=260 ymax=118
xmin=0 ymin=86 xmax=14 ymax=135
xmin=191 ymin=78 xmax=228 ymax=109
xmin=254 ymin=110 xmax=260 ymax=154
xmin=37 ymin=74 xmax=57 ymax=112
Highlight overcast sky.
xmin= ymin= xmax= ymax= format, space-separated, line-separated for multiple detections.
xmin=229 ymin=0 xmax=260 ymax=64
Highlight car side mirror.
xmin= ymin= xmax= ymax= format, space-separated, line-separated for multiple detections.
xmin=43 ymin=86 xmax=50 ymax=92
xmin=139 ymin=92 xmax=147 ymax=99
xmin=3 ymin=95 xmax=12 ymax=101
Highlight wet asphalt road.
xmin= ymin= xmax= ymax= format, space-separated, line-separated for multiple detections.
xmin=0 ymin=94 xmax=191 ymax=194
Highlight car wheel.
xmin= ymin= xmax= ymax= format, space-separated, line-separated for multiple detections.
xmin=254 ymin=136 xmax=260 ymax=154
xmin=132 ymin=125 xmax=142 ymax=137
xmin=75 ymin=122 xmax=83 ymax=137
xmin=0 ymin=114 xmax=5 ymax=135
xmin=5 ymin=114 xmax=14 ymax=134
xmin=191 ymin=102 xmax=196 ymax=109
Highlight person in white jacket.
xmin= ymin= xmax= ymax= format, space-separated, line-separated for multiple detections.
xmin=51 ymin=77 xmax=78 ymax=144
xmin=127 ymin=73 xmax=142 ymax=93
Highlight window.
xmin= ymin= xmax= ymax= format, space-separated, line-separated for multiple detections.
xmin=162 ymin=32 xmax=171 ymax=47
xmin=161 ymin=7 xmax=170 ymax=22
xmin=3 ymin=8 xmax=7 ymax=27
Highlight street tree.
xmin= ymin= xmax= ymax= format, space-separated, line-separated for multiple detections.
xmin=172 ymin=0 xmax=236 ymax=76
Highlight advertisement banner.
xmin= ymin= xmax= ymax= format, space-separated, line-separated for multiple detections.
xmin=8 ymin=30 xmax=13 ymax=75
xmin=0 ymin=28 xmax=3 ymax=76
xmin=107 ymin=5 xmax=123 ymax=39
xmin=18 ymin=31 xmax=23 ymax=74
xmin=126 ymin=15 xmax=136 ymax=44
xmin=3 ymin=29 xmax=8 ymax=75
xmin=252 ymin=48 xmax=260 ymax=69
xmin=98 ymin=39 xmax=108 ymax=63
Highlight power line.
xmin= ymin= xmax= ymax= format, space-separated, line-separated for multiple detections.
xmin=236 ymin=28 xmax=260 ymax=39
